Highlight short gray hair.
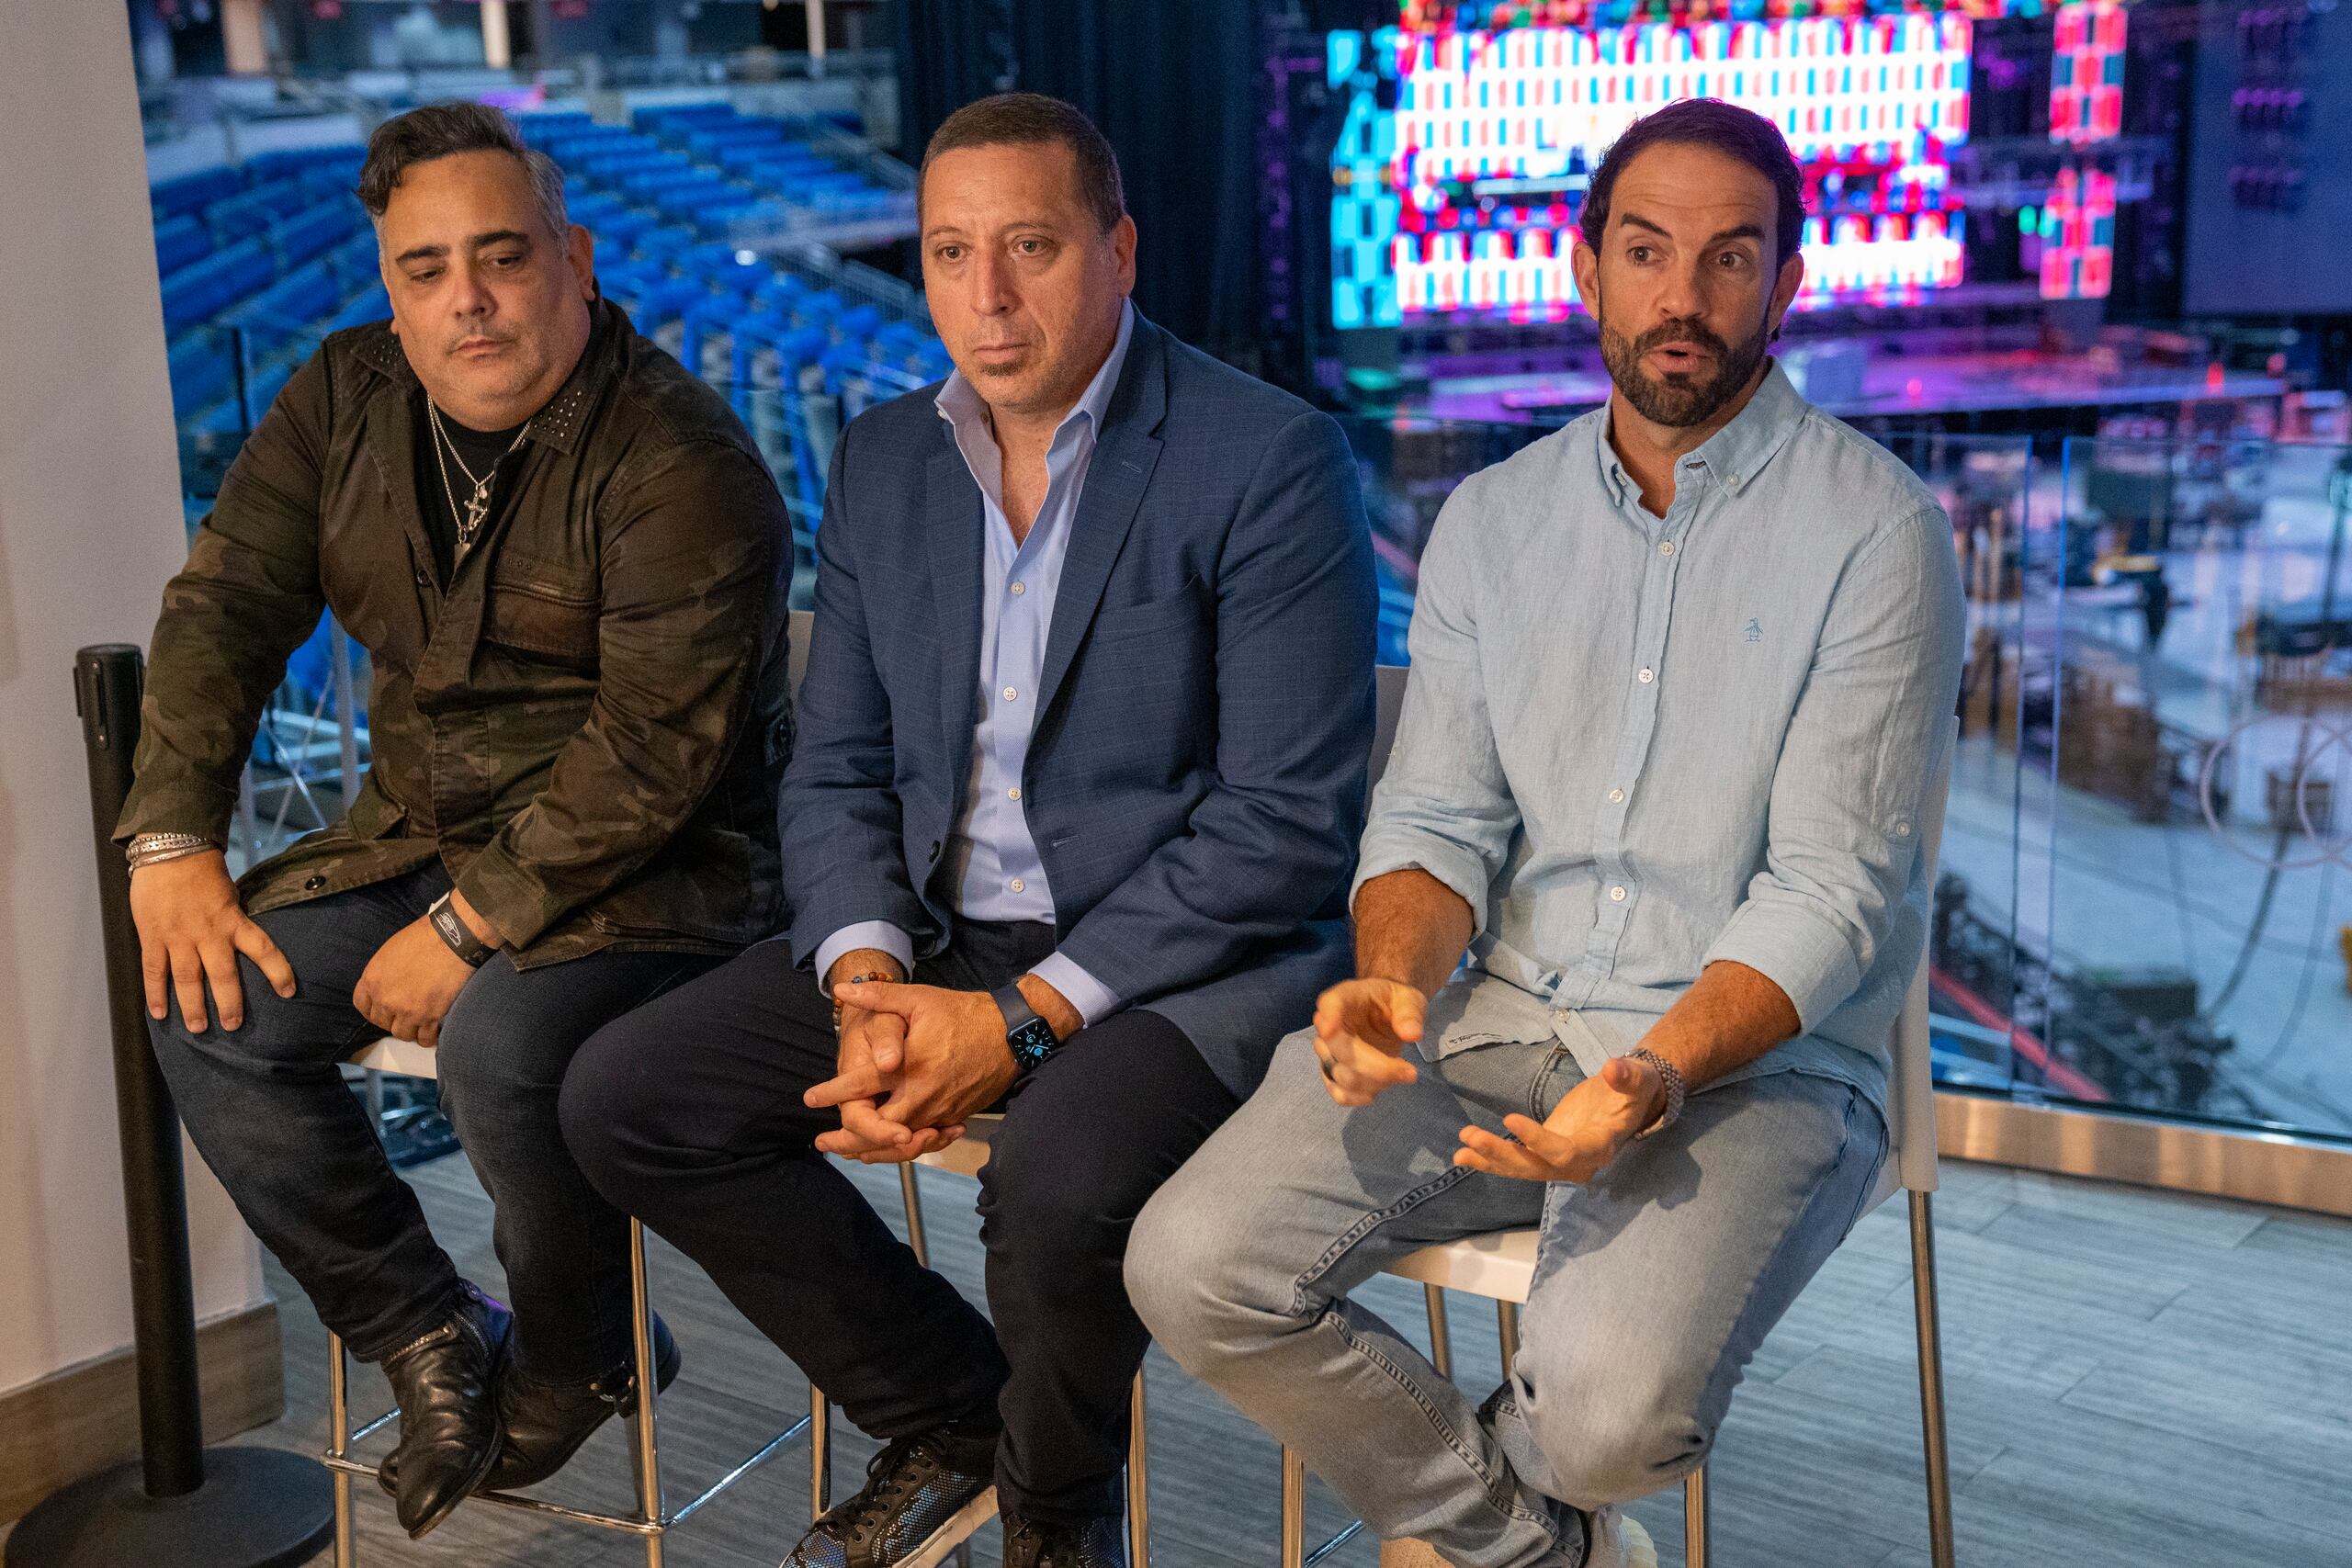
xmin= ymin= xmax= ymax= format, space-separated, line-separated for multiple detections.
xmin=356 ymin=101 xmax=570 ymax=240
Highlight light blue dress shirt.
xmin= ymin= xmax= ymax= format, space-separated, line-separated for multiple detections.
xmin=815 ymin=303 xmax=1136 ymax=1024
xmin=1354 ymin=361 xmax=1966 ymax=1116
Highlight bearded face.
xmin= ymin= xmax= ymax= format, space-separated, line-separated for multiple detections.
xmin=1595 ymin=308 xmax=1772 ymax=430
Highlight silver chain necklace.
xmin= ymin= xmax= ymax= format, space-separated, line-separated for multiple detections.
xmin=425 ymin=397 xmax=529 ymax=555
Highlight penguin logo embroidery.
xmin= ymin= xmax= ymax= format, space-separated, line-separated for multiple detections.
xmin=1744 ymin=617 xmax=1763 ymax=644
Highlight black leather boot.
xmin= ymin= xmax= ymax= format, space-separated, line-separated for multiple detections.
xmin=374 ymin=1281 xmax=510 ymax=1539
xmin=481 ymin=1314 xmax=681 ymax=1493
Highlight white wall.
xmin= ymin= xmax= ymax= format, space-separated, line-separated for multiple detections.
xmin=0 ymin=3 xmax=264 ymax=1399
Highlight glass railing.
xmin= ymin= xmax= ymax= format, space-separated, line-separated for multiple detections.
xmin=2030 ymin=436 xmax=2352 ymax=1139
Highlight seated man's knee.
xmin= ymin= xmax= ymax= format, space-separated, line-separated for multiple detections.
xmin=1513 ymin=1342 xmax=1708 ymax=1508
xmin=1124 ymin=1162 xmax=1290 ymax=1367
xmin=146 ymin=955 xmax=310 ymax=1070
xmin=556 ymin=1014 xmax=678 ymax=1203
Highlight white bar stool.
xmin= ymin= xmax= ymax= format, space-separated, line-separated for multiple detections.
xmin=1278 ymin=720 xmax=1960 ymax=1568
xmin=324 ymin=1035 xmax=833 ymax=1567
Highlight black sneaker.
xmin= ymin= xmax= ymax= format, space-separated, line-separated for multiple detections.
xmin=780 ymin=1427 xmax=999 ymax=1568
xmin=1001 ymin=1512 xmax=1126 ymax=1568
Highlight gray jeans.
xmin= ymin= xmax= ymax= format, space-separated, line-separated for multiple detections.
xmin=1127 ymin=1001 xmax=1887 ymax=1568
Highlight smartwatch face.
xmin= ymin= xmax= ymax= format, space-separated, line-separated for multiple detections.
xmin=1008 ymin=1016 xmax=1060 ymax=1071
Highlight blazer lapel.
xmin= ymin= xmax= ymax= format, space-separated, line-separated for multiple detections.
xmin=1035 ymin=321 xmax=1170 ymax=720
xmin=926 ymin=443 xmax=985 ymax=784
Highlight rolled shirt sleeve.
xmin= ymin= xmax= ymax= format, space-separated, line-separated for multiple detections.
xmin=1702 ymin=504 xmax=1965 ymax=1032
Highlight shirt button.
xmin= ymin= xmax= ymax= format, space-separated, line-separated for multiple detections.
xmin=303 ymin=874 xmax=327 ymax=891
xmin=1610 ymin=885 xmax=1627 ymax=902
xmin=1009 ymin=878 xmax=1025 ymax=894
xmin=1010 ymin=581 xmax=1026 ymax=596
xmin=1659 ymin=541 xmax=1676 ymax=557
xmin=1637 ymin=668 xmax=1655 ymax=684
xmin=1894 ymin=820 xmax=1913 ymax=838
xmin=1002 ymin=686 xmax=1018 ymax=702
xmin=1609 ymin=788 xmax=1625 ymax=804
xmin=1008 ymin=786 xmax=1022 ymax=801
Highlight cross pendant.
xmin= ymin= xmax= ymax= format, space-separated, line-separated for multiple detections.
xmin=463 ymin=485 xmax=492 ymax=539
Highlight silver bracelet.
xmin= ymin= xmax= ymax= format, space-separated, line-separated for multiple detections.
xmin=1627 ymin=1047 xmax=1686 ymax=1140
xmin=127 ymin=833 xmax=218 ymax=871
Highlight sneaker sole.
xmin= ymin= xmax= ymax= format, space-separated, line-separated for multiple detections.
xmin=889 ymin=1484 xmax=1001 ymax=1568
xmin=1615 ymin=1517 xmax=1658 ymax=1568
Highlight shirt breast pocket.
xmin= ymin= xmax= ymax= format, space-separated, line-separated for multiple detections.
xmin=483 ymin=563 xmax=601 ymax=668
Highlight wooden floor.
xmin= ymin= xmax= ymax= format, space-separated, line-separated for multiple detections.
xmin=91 ymin=1153 xmax=2352 ymax=1568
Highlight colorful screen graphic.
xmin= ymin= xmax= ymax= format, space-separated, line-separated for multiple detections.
xmin=1330 ymin=0 xmax=2115 ymax=326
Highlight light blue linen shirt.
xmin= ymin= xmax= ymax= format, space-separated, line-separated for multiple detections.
xmin=1356 ymin=361 xmax=1966 ymax=1113
xmin=816 ymin=303 xmax=1136 ymax=1023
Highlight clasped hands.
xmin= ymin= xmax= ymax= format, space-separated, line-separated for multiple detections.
xmin=807 ymin=958 xmax=1068 ymax=1164
xmin=1311 ymin=976 xmax=1667 ymax=1184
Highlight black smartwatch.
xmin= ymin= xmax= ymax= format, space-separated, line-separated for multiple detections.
xmin=992 ymin=980 xmax=1063 ymax=1074
xmin=427 ymin=893 xmax=496 ymax=969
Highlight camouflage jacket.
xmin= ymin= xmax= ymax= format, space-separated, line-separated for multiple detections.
xmin=116 ymin=303 xmax=795 ymax=966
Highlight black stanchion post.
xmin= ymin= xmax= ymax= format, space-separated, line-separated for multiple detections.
xmin=6 ymin=646 xmax=334 ymax=1568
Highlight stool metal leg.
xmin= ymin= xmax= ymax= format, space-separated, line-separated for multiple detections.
xmin=1279 ymin=1445 xmax=1307 ymax=1568
xmin=626 ymin=1218 xmax=667 ymax=1567
xmin=811 ymin=1385 xmax=832 ymax=1517
xmin=1496 ymin=1300 xmax=1520 ymax=1375
xmin=327 ymin=1329 xmax=356 ymax=1568
xmin=1683 ymin=1466 xmax=1711 ymax=1568
xmin=899 ymin=1162 xmax=930 ymax=1268
xmin=1422 ymin=1284 xmax=1453 ymax=1380
xmin=1910 ymin=1190 xmax=1958 ymax=1568
xmin=1126 ymin=1371 xmax=1152 ymax=1568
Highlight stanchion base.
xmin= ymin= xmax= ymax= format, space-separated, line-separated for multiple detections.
xmin=6 ymin=1447 xmax=334 ymax=1568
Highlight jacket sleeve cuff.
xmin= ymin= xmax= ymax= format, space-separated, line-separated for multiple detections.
xmin=814 ymin=921 xmax=915 ymax=995
xmin=1028 ymin=951 xmax=1121 ymax=1031
xmin=1702 ymin=901 xmax=1866 ymax=1035
xmin=1351 ymin=835 xmax=1494 ymax=942
xmin=454 ymin=842 xmax=560 ymax=951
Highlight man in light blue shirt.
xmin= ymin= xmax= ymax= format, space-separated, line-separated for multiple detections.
xmin=1133 ymin=100 xmax=1964 ymax=1568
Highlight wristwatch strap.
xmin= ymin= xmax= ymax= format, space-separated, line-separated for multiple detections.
xmin=992 ymin=980 xmax=1062 ymax=1074
xmin=427 ymin=893 xmax=495 ymax=969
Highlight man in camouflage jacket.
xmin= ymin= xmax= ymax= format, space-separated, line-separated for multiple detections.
xmin=116 ymin=104 xmax=792 ymax=1538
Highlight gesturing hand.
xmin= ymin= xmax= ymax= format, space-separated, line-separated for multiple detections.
xmin=807 ymin=982 xmax=1014 ymax=1162
xmin=130 ymin=850 xmax=297 ymax=1032
xmin=1453 ymin=1054 xmax=1666 ymax=1184
xmin=1311 ymin=977 xmax=1428 ymax=1106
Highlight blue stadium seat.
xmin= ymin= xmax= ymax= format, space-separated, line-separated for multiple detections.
xmin=154 ymin=215 xmax=213 ymax=276
xmin=153 ymin=165 xmax=245 ymax=221
xmin=266 ymin=203 xmax=361 ymax=271
xmin=206 ymin=179 xmax=316 ymax=239
xmin=161 ymin=238 xmax=276 ymax=333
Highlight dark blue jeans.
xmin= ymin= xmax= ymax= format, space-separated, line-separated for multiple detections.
xmin=148 ymin=863 xmax=715 ymax=1378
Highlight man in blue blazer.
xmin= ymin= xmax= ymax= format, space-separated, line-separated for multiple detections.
xmin=563 ymin=94 xmax=1375 ymax=1568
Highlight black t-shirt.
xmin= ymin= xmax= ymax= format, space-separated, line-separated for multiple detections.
xmin=413 ymin=400 xmax=527 ymax=583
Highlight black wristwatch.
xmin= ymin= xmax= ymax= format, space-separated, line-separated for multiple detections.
xmin=427 ymin=893 xmax=496 ymax=969
xmin=992 ymin=980 xmax=1063 ymax=1075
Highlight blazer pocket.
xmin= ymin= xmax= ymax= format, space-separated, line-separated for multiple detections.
xmin=484 ymin=570 xmax=601 ymax=665
xmin=1089 ymin=576 xmax=1207 ymax=646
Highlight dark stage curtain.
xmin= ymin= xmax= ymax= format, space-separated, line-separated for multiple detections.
xmin=893 ymin=0 xmax=1266 ymax=367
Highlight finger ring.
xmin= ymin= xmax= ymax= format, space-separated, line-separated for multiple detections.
xmin=1317 ymin=1053 xmax=1337 ymax=1081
